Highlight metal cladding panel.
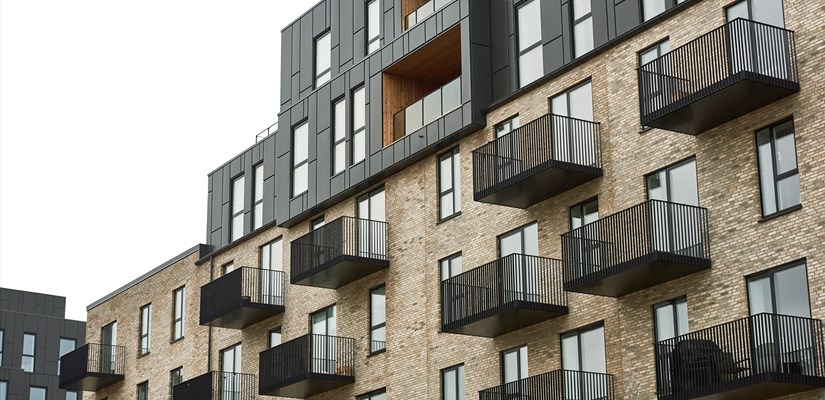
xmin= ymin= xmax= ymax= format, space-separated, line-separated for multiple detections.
xmin=316 ymin=129 xmax=331 ymax=201
xmin=340 ymin=0 xmax=354 ymax=64
xmin=282 ymin=26 xmax=293 ymax=106
xmin=614 ymin=0 xmax=641 ymax=36
xmin=313 ymin=2 xmax=327 ymax=37
xmin=592 ymin=0 xmax=610 ymax=48
xmin=300 ymin=14 xmax=314 ymax=92
xmin=544 ymin=37 xmax=565 ymax=73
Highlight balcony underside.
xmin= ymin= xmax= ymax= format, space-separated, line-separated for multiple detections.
xmin=443 ymin=301 xmax=568 ymax=337
xmin=201 ymin=301 xmax=284 ymax=329
xmin=291 ymin=255 xmax=389 ymax=289
xmin=259 ymin=373 xmax=355 ymax=398
xmin=475 ymin=161 xmax=603 ymax=209
xmin=661 ymin=372 xmax=825 ymax=400
xmin=61 ymin=373 xmax=124 ymax=392
xmin=643 ymin=72 xmax=799 ymax=135
xmin=564 ymin=252 xmax=711 ymax=297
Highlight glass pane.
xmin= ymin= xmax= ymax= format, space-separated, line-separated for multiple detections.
xmin=519 ymin=47 xmax=543 ymax=87
xmin=443 ymin=369 xmax=456 ymax=400
xmin=676 ymin=300 xmax=689 ymax=336
xmin=748 ymin=275 xmax=774 ymax=314
xmin=371 ymin=287 xmax=386 ymax=325
xmin=451 ymin=257 xmax=462 ymax=277
xmin=757 ymin=129 xmax=777 ymax=215
xmin=254 ymin=203 xmax=263 ymax=229
xmin=524 ymin=223 xmax=538 ymax=256
xmin=232 ymin=176 xmax=244 ymax=214
xmin=334 ymin=100 xmax=346 ymax=141
xmin=353 ymin=88 xmax=366 ymax=130
xmin=440 ymin=259 xmax=450 ymax=281
xmin=368 ymin=39 xmax=380 ymax=53
xmin=517 ymin=0 xmax=542 ymax=51
xmin=457 ymin=365 xmax=465 ymax=400
xmin=442 ymin=78 xmax=461 ymax=113
xmin=255 ymin=164 xmax=264 ymax=201
xmin=573 ymin=0 xmax=591 ymax=20
xmin=774 ymin=264 xmax=811 ymax=317
xmin=640 ymin=46 xmax=659 ymax=66
xmin=668 ymin=160 xmax=698 ymax=206
xmin=405 ymin=100 xmax=423 ymax=134
xmin=353 ymin=130 xmax=366 ymax=164
xmin=571 ymin=205 xmax=584 ymax=229
xmin=777 ymin=174 xmax=800 ymax=211
xmin=574 ymin=17 xmax=594 ymax=57
xmin=499 ymin=230 xmax=522 ymax=256
xmin=66 ymin=391 xmax=77 ymax=400
xmin=452 ymin=151 xmax=461 ymax=213
xmin=418 ymin=1 xmax=434 ymax=21
xmin=583 ymin=199 xmax=599 ymax=224
xmin=440 ymin=155 xmax=453 ymax=192
xmin=368 ymin=1 xmax=380 ymax=40
xmin=293 ymin=123 xmax=308 ymax=164
xmin=0 ymin=382 xmax=6 ymax=400
xmin=726 ymin=1 xmax=749 ymax=21
xmin=423 ymin=90 xmax=441 ymax=126
xmin=315 ymin=33 xmax=331 ymax=77
xmin=334 ymin=143 xmax=346 ymax=173
xmin=647 ymin=170 xmax=668 ymax=201
xmin=655 ymin=303 xmax=675 ymax=341
xmin=503 ymin=350 xmax=519 ymax=383
xmin=551 ymin=93 xmax=568 ymax=117
xmin=440 ymin=193 xmax=454 ymax=219
xmin=752 ymin=0 xmax=784 ymax=28
xmin=643 ymin=0 xmax=666 ymax=21
xmin=581 ymin=327 xmax=606 ymax=373
xmin=561 ymin=335 xmax=580 ymax=370
xmin=23 ymin=334 xmax=34 ymax=354
xmin=270 ymin=330 xmax=281 ymax=347
xmin=773 ymin=122 xmax=797 ymax=175
xmin=293 ymin=164 xmax=308 ymax=195
xmin=232 ymin=214 xmax=243 ymax=241
xmin=29 ymin=388 xmax=46 ymax=400
xmin=372 ymin=325 xmax=386 ymax=342
xmin=569 ymin=81 xmax=593 ymax=121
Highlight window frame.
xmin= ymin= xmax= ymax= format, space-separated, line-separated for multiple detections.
xmin=357 ymin=388 xmax=387 ymax=400
xmin=497 ymin=221 xmax=539 ymax=258
xmin=58 ymin=337 xmax=77 ymax=374
xmin=136 ymin=381 xmax=149 ymax=400
xmin=138 ymin=303 xmax=152 ymax=356
xmin=560 ymin=321 xmax=607 ymax=373
xmin=441 ymin=363 xmax=465 ymax=400
xmin=569 ymin=197 xmax=599 ymax=230
xmin=253 ymin=163 xmax=264 ymax=230
xmin=230 ymin=174 xmax=245 ymax=241
xmin=291 ymin=121 xmax=310 ymax=197
xmin=746 ymin=259 xmax=811 ymax=317
xmin=437 ymin=147 xmax=461 ymax=221
xmin=369 ymin=284 xmax=387 ymax=355
xmin=351 ymin=86 xmax=367 ymax=166
xmin=644 ymin=156 xmax=699 ymax=205
xmin=22 ymin=332 xmax=35 ymax=373
xmin=170 ymin=367 xmax=183 ymax=399
xmin=269 ymin=327 xmax=282 ymax=348
xmin=494 ymin=115 xmax=520 ymax=138
xmin=501 ymin=345 xmax=528 ymax=384
xmin=440 ymin=252 xmax=463 ymax=281
xmin=641 ymin=0 xmax=667 ymax=21
xmin=172 ymin=286 xmax=185 ymax=342
xmin=28 ymin=386 xmax=47 ymax=400
xmin=652 ymin=296 xmax=688 ymax=342
xmin=755 ymin=117 xmax=801 ymax=219
xmin=314 ymin=30 xmax=332 ymax=87
xmin=332 ymin=96 xmax=347 ymax=175
xmin=516 ymin=0 xmax=544 ymax=87
xmin=572 ymin=0 xmax=595 ymax=58
xmin=366 ymin=0 xmax=381 ymax=54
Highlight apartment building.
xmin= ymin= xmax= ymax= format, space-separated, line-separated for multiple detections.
xmin=0 ymin=288 xmax=86 ymax=400
xmin=59 ymin=0 xmax=825 ymax=399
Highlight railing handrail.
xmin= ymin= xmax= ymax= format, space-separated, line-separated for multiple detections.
xmin=392 ymin=76 xmax=462 ymax=122
xmin=472 ymin=113 xmax=601 ymax=157
xmin=478 ymin=369 xmax=615 ymax=398
xmin=442 ymin=253 xmax=560 ymax=285
xmin=265 ymin=333 xmax=355 ymax=351
xmin=561 ymin=199 xmax=706 ymax=238
xmin=255 ymin=121 xmax=278 ymax=143
xmin=656 ymin=312 xmax=822 ymax=345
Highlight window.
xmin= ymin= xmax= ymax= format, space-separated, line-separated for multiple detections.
xmin=438 ymin=148 xmax=461 ymax=220
xmin=136 ymin=382 xmax=148 ymax=400
xmin=646 ymin=158 xmax=702 ymax=255
xmin=568 ymin=198 xmax=600 ymax=272
xmin=495 ymin=116 xmax=519 ymax=138
xmin=358 ymin=389 xmax=387 ymax=400
xmin=332 ymin=98 xmax=346 ymax=174
xmin=726 ymin=0 xmax=785 ymax=28
xmin=370 ymin=285 xmax=386 ymax=354
xmin=642 ymin=0 xmax=666 ymax=21
xmin=646 ymin=158 xmax=698 ymax=206
xmin=561 ymin=324 xmax=608 ymax=398
xmin=22 ymin=333 xmax=35 ymax=372
xmin=100 ymin=322 xmax=117 ymax=374
xmin=550 ymin=81 xmax=595 ymax=164
xmin=253 ymin=163 xmax=264 ymax=229
xmin=756 ymin=119 xmax=800 ymax=217
xmin=502 ymin=345 xmax=528 ymax=384
xmin=311 ymin=217 xmax=326 ymax=230
xmin=231 ymin=175 xmax=245 ymax=241
xmin=352 ymin=86 xmax=367 ymax=165
xmin=58 ymin=338 xmax=76 ymax=374
xmin=572 ymin=0 xmax=594 ymax=57
xmin=222 ymin=262 xmax=235 ymax=275
xmin=315 ymin=31 xmax=331 ymax=86
xmin=311 ymin=306 xmax=337 ymax=374
xmin=65 ymin=391 xmax=78 ymax=400
xmin=638 ymin=39 xmax=671 ymax=126
xmin=139 ymin=304 xmax=151 ymax=356
xmin=357 ymin=187 xmax=386 ymax=258
xmin=260 ymin=238 xmax=284 ymax=305
xmin=517 ymin=0 xmax=543 ymax=87
xmin=172 ymin=287 xmax=185 ymax=341
xmin=498 ymin=223 xmax=539 ymax=301
xmin=551 ymin=80 xmax=593 ymax=122
xmin=654 ymin=297 xmax=688 ymax=342
xmin=269 ymin=328 xmax=282 ymax=348
xmin=0 ymin=330 xmax=3 ymax=367
xmin=29 ymin=387 xmax=46 ymax=400
xmin=442 ymin=364 xmax=465 ymax=400
xmin=358 ymin=187 xmax=386 ymax=221
xmin=570 ymin=198 xmax=598 ymax=230
xmin=499 ymin=223 xmax=538 ymax=257
xmin=440 ymin=253 xmax=462 ymax=281
xmin=170 ymin=367 xmax=183 ymax=399
xmin=748 ymin=261 xmax=810 ymax=318
xmin=366 ymin=0 xmax=380 ymax=54
xmin=292 ymin=121 xmax=309 ymax=196
xmin=221 ymin=344 xmax=243 ymax=400
xmin=0 ymin=381 xmax=6 ymax=400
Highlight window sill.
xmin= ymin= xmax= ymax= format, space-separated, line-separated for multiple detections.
xmin=437 ymin=211 xmax=462 ymax=225
xmin=639 ymin=126 xmax=653 ymax=134
xmin=367 ymin=349 xmax=386 ymax=358
xmin=170 ymin=337 xmax=184 ymax=344
xmin=759 ymin=204 xmax=802 ymax=223
xmin=137 ymin=351 xmax=150 ymax=359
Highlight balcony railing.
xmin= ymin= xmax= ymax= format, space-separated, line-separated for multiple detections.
xmin=441 ymin=254 xmax=568 ymax=337
xmin=59 ymin=343 xmax=126 ymax=391
xmin=472 ymin=113 xmax=602 ymax=208
xmin=638 ymin=18 xmax=799 ymax=135
xmin=199 ymin=267 xmax=285 ymax=329
xmin=479 ymin=369 xmax=615 ymax=400
xmin=259 ymin=333 xmax=355 ymax=398
xmin=172 ymin=372 xmax=256 ymax=400
xmin=393 ymin=77 xmax=461 ymax=140
xmin=656 ymin=313 xmax=825 ymax=400
xmin=291 ymin=216 xmax=389 ymax=288
xmin=405 ymin=0 xmax=453 ymax=30
xmin=561 ymin=200 xmax=711 ymax=297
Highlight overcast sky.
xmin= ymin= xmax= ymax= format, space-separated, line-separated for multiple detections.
xmin=0 ymin=1 xmax=314 ymax=321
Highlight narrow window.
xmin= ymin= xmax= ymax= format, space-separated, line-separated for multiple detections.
xmin=498 ymin=223 xmax=539 ymax=301
xmin=170 ymin=367 xmax=183 ymax=400
xmin=498 ymin=222 xmax=538 ymax=257
xmin=58 ymin=338 xmax=76 ymax=374
xmin=315 ymin=31 xmax=332 ymax=86
xmin=222 ymin=262 xmax=235 ymax=275
xmin=310 ymin=306 xmax=337 ymax=374
xmin=332 ymin=98 xmax=347 ymax=174
xmin=22 ymin=333 xmax=35 ymax=372
xmin=638 ymin=39 xmax=671 ymax=125
xmin=561 ymin=324 xmax=608 ymax=398
xmin=253 ymin=163 xmax=264 ymax=229
xmin=570 ymin=198 xmax=598 ymax=230
xmin=292 ymin=121 xmax=309 ymax=196
xmin=502 ymin=345 xmax=528 ymax=385
xmin=572 ymin=0 xmax=594 ymax=57
xmin=756 ymin=119 xmax=800 ymax=217
xmin=136 ymin=381 xmax=148 ymax=400
xmin=653 ymin=297 xmax=688 ymax=342
xmin=139 ymin=304 xmax=151 ymax=356
xmin=370 ymin=285 xmax=387 ymax=354
xmin=260 ymin=239 xmax=284 ymax=305
xmin=495 ymin=116 xmax=520 ymax=138
xmin=358 ymin=389 xmax=387 ymax=400
xmin=172 ymin=287 xmax=185 ymax=341
xmin=231 ymin=175 xmax=245 ymax=241
xmin=357 ymin=187 xmax=386 ymax=222
xmin=438 ymin=148 xmax=461 ymax=220
xmin=440 ymin=253 xmax=462 ymax=281
xmin=29 ymin=387 xmax=46 ymax=400
xmin=0 ymin=381 xmax=6 ymax=400
xmin=442 ymin=364 xmax=465 ymax=400
xmin=366 ymin=0 xmax=381 ymax=54
xmin=311 ymin=216 xmax=326 ymax=230
xmin=642 ymin=0 xmax=666 ymax=21
xmin=269 ymin=328 xmax=282 ymax=348
xmin=352 ymin=86 xmax=367 ymax=165
xmin=221 ymin=344 xmax=243 ymax=399
xmin=0 ymin=330 xmax=3 ymax=367
xmin=517 ymin=0 xmax=543 ymax=87
xmin=550 ymin=81 xmax=596 ymax=165
xmin=568 ymin=198 xmax=600 ymax=271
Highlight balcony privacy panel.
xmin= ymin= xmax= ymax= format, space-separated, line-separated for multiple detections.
xmin=479 ymin=369 xmax=615 ymax=400
xmin=173 ymin=372 xmax=256 ymax=400
xmin=655 ymin=313 xmax=825 ymax=399
xmin=59 ymin=343 xmax=126 ymax=391
xmin=259 ymin=334 xmax=355 ymax=397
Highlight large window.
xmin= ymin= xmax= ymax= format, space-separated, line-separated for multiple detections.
xmin=139 ymin=304 xmax=151 ymax=356
xmin=260 ymin=238 xmax=284 ymax=305
xmin=726 ymin=0 xmax=784 ymax=28
xmin=253 ymin=163 xmax=264 ymax=229
xmin=292 ymin=122 xmax=309 ymax=196
xmin=29 ymin=387 xmax=46 ymax=400
xmin=442 ymin=364 xmax=465 ymax=400
xmin=499 ymin=222 xmax=538 ymax=257
xmin=438 ymin=148 xmax=461 ymax=220
xmin=440 ymin=253 xmax=462 ymax=281
xmin=358 ymin=389 xmax=387 ymax=400
xmin=352 ymin=86 xmax=367 ymax=165
xmin=654 ymin=297 xmax=688 ymax=342
xmin=370 ymin=285 xmax=386 ymax=354
xmin=170 ymin=367 xmax=183 ymax=400
xmin=646 ymin=158 xmax=701 ymax=256
xmin=517 ymin=0 xmax=543 ymax=87
xmin=561 ymin=324 xmax=608 ymax=399
xmin=550 ymin=80 xmax=595 ymax=164
xmin=646 ymin=158 xmax=698 ymax=206
xmin=58 ymin=338 xmax=76 ymax=374
xmin=231 ymin=175 xmax=245 ymax=241
xmin=642 ymin=0 xmax=666 ymax=21
xmin=22 ymin=333 xmax=35 ymax=372
xmin=332 ymin=98 xmax=346 ymax=175
xmin=172 ymin=287 xmax=185 ymax=341
xmin=498 ymin=223 xmax=539 ymax=302
xmin=756 ymin=119 xmax=800 ymax=217
xmin=315 ymin=31 xmax=332 ymax=87
xmin=502 ymin=345 xmax=528 ymax=385
xmin=748 ymin=261 xmax=810 ymax=318
xmin=367 ymin=0 xmax=380 ymax=54
xmin=136 ymin=381 xmax=148 ymax=400
xmin=311 ymin=306 xmax=337 ymax=374
xmin=572 ymin=0 xmax=594 ymax=57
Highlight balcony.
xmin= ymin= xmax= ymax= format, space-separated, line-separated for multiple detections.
xmin=199 ymin=267 xmax=285 ymax=329
xmin=393 ymin=77 xmax=462 ymax=141
xmin=59 ymin=343 xmax=125 ymax=391
xmin=472 ymin=113 xmax=603 ymax=208
xmin=172 ymin=372 xmax=256 ymax=400
xmin=656 ymin=313 xmax=825 ymax=400
xmin=404 ymin=0 xmax=452 ymax=30
xmin=561 ymin=200 xmax=711 ymax=297
xmin=290 ymin=216 xmax=389 ymax=289
xmin=441 ymin=254 xmax=568 ymax=337
xmin=638 ymin=18 xmax=799 ymax=135
xmin=479 ymin=369 xmax=615 ymax=400
xmin=259 ymin=334 xmax=355 ymax=398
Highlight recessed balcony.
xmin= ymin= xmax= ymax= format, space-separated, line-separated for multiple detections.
xmin=656 ymin=313 xmax=825 ymax=400
xmin=479 ymin=369 xmax=615 ymax=400
xmin=172 ymin=372 xmax=256 ymax=400
xmin=472 ymin=113 xmax=603 ymax=208
xmin=59 ymin=343 xmax=125 ymax=391
xmin=638 ymin=18 xmax=799 ymax=135
xmin=199 ymin=267 xmax=285 ymax=329
xmin=258 ymin=334 xmax=355 ymax=398
xmin=561 ymin=200 xmax=711 ymax=297
xmin=403 ymin=0 xmax=453 ymax=30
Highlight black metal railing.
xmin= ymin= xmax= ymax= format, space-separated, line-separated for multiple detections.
xmin=472 ymin=113 xmax=601 ymax=198
xmin=441 ymin=254 xmax=567 ymax=330
xmin=259 ymin=334 xmax=355 ymax=389
xmin=479 ymin=369 xmax=615 ymax=400
xmin=173 ymin=371 xmax=257 ymax=400
xmin=291 ymin=216 xmax=388 ymax=280
xmin=393 ymin=77 xmax=461 ymax=140
xmin=59 ymin=343 xmax=126 ymax=387
xmin=200 ymin=267 xmax=285 ymax=324
xmin=561 ymin=200 xmax=710 ymax=285
xmin=655 ymin=313 xmax=825 ymax=398
xmin=639 ymin=18 xmax=798 ymax=123
xmin=255 ymin=121 xmax=277 ymax=143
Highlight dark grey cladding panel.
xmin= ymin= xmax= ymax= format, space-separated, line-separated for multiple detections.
xmin=392 ymin=38 xmax=404 ymax=62
xmin=408 ymin=23 xmax=426 ymax=50
xmin=222 ymin=165 xmax=232 ymax=204
xmin=308 ymin=97 xmax=318 ymax=161
xmin=292 ymin=23 xmax=301 ymax=75
xmin=544 ymin=37 xmax=565 ymax=73
xmin=340 ymin=0 xmax=354 ymax=65
xmin=369 ymin=73 xmax=383 ymax=154
xmin=281 ymin=26 xmax=293 ymax=106
xmin=543 ymin=0 xmax=564 ymax=40
xmin=331 ymin=0 xmax=340 ymax=47
xmin=369 ymin=153 xmax=382 ymax=175
xmin=425 ymin=15 xmax=438 ymax=41
xmin=443 ymin=2 xmax=461 ymax=32
xmin=291 ymin=74 xmax=300 ymax=107
xmin=353 ymin=0 xmax=365 ymax=32
xmin=316 ymin=84 xmax=332 ymax=131
xmin=382 ymin=8 xmax=394 ymax=48
xmin=492 ymin=68 xmax=511 ymax=101
xmin=350 ymin=62 xmax=366 ymax=87
xmin=331 ymin=172 xmax=346 ymax=196
xmin=490 ymin=0 xmax=510 ymax=73
xmin=263 ymin=134 xmax=277 ymax=179
xmin=614 ymin=0 xmax=641 ymax=36
xmin=313 ymin=2 xmax=327 ymax=37
xmin=369 ymin=52 xmax=382 ymax=77
xmin=206 ymin=190 xmax=214 ymax=239
xmin=331 ymin=74 xmax=347 ymax=99
xmin=210 ymin=228 xmax=222 ymax=249
xmin=307 ymin=161 xmax=317 ymax=205
xmin=350 ymin=160 xmax=366 ymax=185
xmin=592 ymin=0 xmax=610 ymax=48
xmin=275 ymin=155 xmax=291 ymax=222
xmin=561 ymin=0 xmax=573 ymax=62
xmin=300 ymin=13 xmax=314 ymax=92
xmin=381 ymin=43 xmax=393 ymax=69
xmin=220 ymin=202 xmax=231 ymax=245
xmin=332 ymin=45 xmax=341 ymax=77
xmin=316 ymin=129 xmax=331 ymax=201
xmin=230 ymin=154 xmax=243 ymax=178
xmin=289 ymin=193 xmax=307 ymax=218
xmin=263 ymin=176 xmax=276 ymax=222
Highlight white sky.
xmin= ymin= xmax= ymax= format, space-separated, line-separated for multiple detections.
xmin=0 ymin=1 xmax=314 ymax=321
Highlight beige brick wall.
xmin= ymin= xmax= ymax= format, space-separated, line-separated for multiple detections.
xmin=83 ymin=0 xmax=825 ymax=399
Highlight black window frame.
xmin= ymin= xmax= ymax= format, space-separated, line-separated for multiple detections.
xmin=572 ymin=0 xmax=594 ymax=58
xmin=652 ymin=296 xmax=688 ymax=342
xmin=644 ymin=156 xmax=699 ymax=204
xmin=252 ymin=162 xmax=264 ymax=230
xmin=745 ymin=259 xmax=811 ymax=317
xmin=138 ymin=303 xmax=151 ymax=356
xmin=439 ymin=252 xmax=462 ymax=281
xmin=441 ymin=363 xmax=465 ymax=400
xmin=314 ymin=30 xmax=332 ymax=87
xmin=357 ymin=388 xmax=387 ymax=400
xmin=437 ymin=147 xmax=461 ymax=221
xmin=172 ymin=286 xmax=185 ymax=342
xmin=332 ymin=96 xmax=347 ymax=175
xmin=637 ymin=38 xmax=671 ymax=130
xmin=136 ymin=381 xmax=149 ymax=400
xmin=351 ymin=85 xmax=367 ymax=166
xmin=515 ymin=0 xmax=543 ymax=88
xmin=230 ymin=173 xmax=245 ymax=241
xmin=569 ymin=197 xmax=598 ymax=230
xmin=500 ymin=344 xmax=528 ymax=384
xmin=369 ymin=284 xmax=387 ymax=355
xmin=170 ymin=367 xmax=183 ymax=399
xmin=28 ymin=386 xmax=47 ymax=400
xmin=291 ymin=120 xmax=310 ymax=198
xmin=268 ymin=327 xmax=282 ymax=348
xmin=755 ymin=117 xmax=801 ymax=219
xmin=641 ymin=0 xmax=667 ymax=22
xmin=366 ymin=0 xmax=381 ymax=55
xmin=560 ymin=321 xmax=606 ymax=373
xmin=58 ymin=337 xmax=77 ymax=374
xmin=494 ymin=115 xmax=520 ymax=138
xmin=22 ymin=332 xmax=35 ymax=373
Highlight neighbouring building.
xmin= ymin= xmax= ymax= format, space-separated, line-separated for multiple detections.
xmin=60 ymin=0 xmax=825 ymax=399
